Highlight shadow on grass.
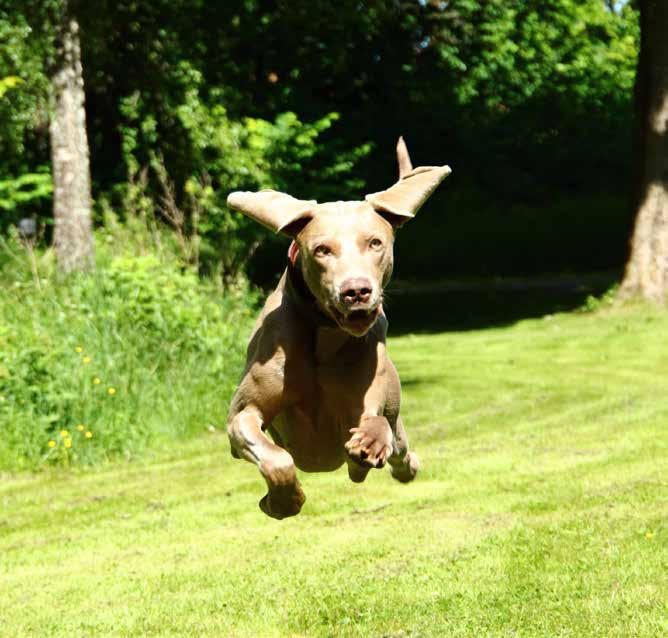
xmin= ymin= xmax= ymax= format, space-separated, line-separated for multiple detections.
xmin=385 ymin=272 xmax=619 ymax=335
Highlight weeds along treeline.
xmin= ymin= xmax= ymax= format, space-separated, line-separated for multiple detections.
xmin=0 ymin=219 xmax=258 ymax=470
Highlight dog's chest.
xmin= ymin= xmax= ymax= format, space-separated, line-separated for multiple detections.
xmin=277 ymin=367 xmax=376 ymax=471
xmin=316 ymin=336 xmax=381 ymax=394
xmin=309 ymin=343 xmax=387 ymax=424
xmin=273 ymin=337 xmax=388 ymax=471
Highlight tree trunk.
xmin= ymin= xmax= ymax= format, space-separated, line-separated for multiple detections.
xmin=50 ymin=1 xmax=94 ymax=273
xmin=619 ymin=0 xmax=668 ymax=302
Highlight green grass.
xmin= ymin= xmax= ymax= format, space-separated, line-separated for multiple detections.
xmin=1 ymin=304 xmax=666 ymax=637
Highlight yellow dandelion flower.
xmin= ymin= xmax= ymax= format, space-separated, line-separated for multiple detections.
xmin=75 ymin=346 xmax=83 ymax=353
xmin=48 ymin=440 xmax=56 ymax=448
xmin=645 ymin=531 xmax=655 ymax=540
xmin=93 ymin=377 xmax=101 ymax=385
xmin=59 ymin=429 xmax=69 ymax=438
xmin=85 ymin=431 xmax=93 ymax=439
xmin=77 ymin=424 xmax=85 ymax=431
xmin=64 ymin=438 xmax=72 ymax=449
xmin=107 ymin=387 xmax=116 ymax=396
xmin=82 ymin=356 xmax=92 ymax=364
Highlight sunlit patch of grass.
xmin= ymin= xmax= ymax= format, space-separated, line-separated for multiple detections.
xmin=0 ymin=305 xmax=666 ymax=637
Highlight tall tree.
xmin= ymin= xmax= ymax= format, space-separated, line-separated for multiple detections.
xmin=620 ymin=0 xmax=668 ymax=301
xmin=49 ymin=0 xmax=93 ymax=273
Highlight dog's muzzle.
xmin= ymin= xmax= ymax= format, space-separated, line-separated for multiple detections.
xmin=330 ymin=277 xmax=381 ymax=335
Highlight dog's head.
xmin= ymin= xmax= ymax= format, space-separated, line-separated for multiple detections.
xmin=228 ymin=137 xmax=451 ymax=336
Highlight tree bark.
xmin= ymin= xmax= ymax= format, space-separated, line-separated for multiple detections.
xmin=50 ymin=1 xmax=94 ymax=273
xmin=619 ymin=0 xmax=668 ymax=302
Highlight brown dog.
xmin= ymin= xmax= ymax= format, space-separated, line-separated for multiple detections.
xmin=226 ymin=138 xmax=451 ymax=519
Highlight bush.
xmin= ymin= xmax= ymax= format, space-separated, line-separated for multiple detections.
xmin=0 ymin=230 xmax=257 ymax=470
xmin=116 ymin=73 xmax=371 ymax=281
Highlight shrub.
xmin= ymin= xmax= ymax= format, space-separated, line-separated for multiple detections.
xmin=0 ymin=169 xmax=52 ymax=233
xmin=0 ymin=231 xmax=257 ymax=470
xmin=116 ymin=71 xmax=371 ymax=280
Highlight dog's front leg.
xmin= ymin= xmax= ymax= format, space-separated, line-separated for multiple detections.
xmin=344 ymin=414 xmax=419 ymax=484
xmin=344 ymin=414 xmax=394 ymax=483
xmin=228 ymin=407 xmax=305 ymax=519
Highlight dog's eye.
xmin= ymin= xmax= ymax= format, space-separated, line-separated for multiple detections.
xmin=314 ymin=244 xmax=332 ymax=257
xmin=369 ymin=238 xmax=383 ymax=250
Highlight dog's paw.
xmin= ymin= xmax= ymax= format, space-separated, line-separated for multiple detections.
xmin=390 ymin=451 xmax=419 ymax=483
xmin=259 ymin=482 xmax=305 ymax=520
xmin=345 ymin=415 xmax=393 ymax=469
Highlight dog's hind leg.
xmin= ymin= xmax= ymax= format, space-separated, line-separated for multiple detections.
xmin=387 ymin=415 xmax=419 ymax=483
xmin=228 ymin=407 xmax=305 ymax=519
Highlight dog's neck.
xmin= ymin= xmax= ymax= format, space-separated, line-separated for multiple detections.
xmin=284 ymin=244 xmax=377 ymax=359
xmin=284 ymin=260 xmax=374 ymax=360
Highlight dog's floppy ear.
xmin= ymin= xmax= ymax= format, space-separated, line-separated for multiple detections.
xmin=227 ymin=189 xmax=317 ymax=236
xmin=365 ymin=137 xmax=451 ymax=228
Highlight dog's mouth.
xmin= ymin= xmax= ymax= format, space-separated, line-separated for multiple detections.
xmin=329 ymin=305 xmax=381 ymax=335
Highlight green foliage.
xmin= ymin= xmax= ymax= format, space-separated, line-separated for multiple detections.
xmin=0 ymin=9 xmax=51 ymax=171
xmin=0 ymin=169 xmax=52 ymax=232
xmin=580 ymin=284 xmax=619 ymax=313
xmin=0 ymin=0 xmax=643 ymax=278
xmin=434 ymin=0 xmax=638 ymax=113
xmin=414 ymin=0 xmax=639 ymax=208
xmin=117 ymin=73 xmax=370 ymax=278
xmin=0 ymin=228 xmax=257 ymax=470
xmin=0 ymin=170 xmax=52 ymax=211
xmin=0 ymin=75 xmax=23 ymax=98
xmin=0 ymin=8 xmax=54 ymax=238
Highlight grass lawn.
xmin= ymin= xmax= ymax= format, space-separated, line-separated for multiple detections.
xmin=1 ymin=303 xmax=666 ymax=637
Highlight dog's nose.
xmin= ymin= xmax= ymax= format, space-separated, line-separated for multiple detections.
xmin=340 ymin=278 xmax=373 ymax=305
